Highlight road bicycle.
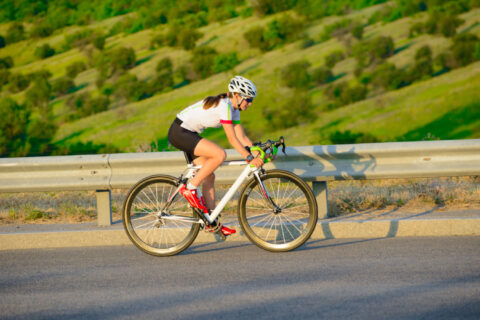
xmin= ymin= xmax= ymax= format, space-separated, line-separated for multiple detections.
xmin=122 ymin=137 xmax=318 ymax=256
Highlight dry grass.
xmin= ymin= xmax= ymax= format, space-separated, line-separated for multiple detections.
xmin=0 ymin=177 xmax=478 ymax=224
xmin=327 ymin=176 xmax=480 ymax=217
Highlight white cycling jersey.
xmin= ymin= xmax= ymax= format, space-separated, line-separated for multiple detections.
xmin=176 ymin=98 xmax=240 ymax=133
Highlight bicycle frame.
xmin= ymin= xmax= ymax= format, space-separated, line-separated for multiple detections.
xmin=161 ymin=160 xmax=272 ymax=225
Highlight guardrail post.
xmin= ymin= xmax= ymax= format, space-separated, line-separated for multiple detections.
xmin=312 ymin=181 xmax=329 ymax=219
xmin=96 ymin=190 xmax=112 ymax=226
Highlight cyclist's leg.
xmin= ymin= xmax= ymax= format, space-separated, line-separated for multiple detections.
xmin=192 ymin=157 xmax=216 ymax=210
xmin=190 ymin=138 xmax=226 ymax=188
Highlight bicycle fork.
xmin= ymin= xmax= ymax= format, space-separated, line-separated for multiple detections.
xmin=253 ymin=170 xmax=282 ymax=214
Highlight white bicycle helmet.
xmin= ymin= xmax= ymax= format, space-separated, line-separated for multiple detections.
xmin=228 ymin=76 xmax=257 ymax=98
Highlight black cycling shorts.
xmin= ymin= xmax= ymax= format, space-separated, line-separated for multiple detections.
xmin=168 ymin=117 xmax=202 ymax=162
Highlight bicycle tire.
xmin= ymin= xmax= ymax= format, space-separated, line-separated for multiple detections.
xmin=238 ymin=170 xmax=318 ymax=252
xmin=122 ymin=175 xmax=200 ymax=256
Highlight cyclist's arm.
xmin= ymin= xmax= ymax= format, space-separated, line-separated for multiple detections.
xmin=233 ymin=124 xmax=252 ymax=147
xmin=222 ymin=123 xmax=251 ymax=159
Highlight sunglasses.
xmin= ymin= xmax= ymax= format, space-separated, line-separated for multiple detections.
xmin=241 ymin=96 xmax=254 ymax=103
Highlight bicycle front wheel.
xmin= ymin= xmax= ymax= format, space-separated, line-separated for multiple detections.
xmin=238 ymin=170 xmax=318 ymax=252
xmin=122 ymin=175 xmax=200 ymax=256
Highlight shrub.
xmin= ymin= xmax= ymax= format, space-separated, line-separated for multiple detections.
xmin=0 ymin=70 xmax=9 ymax=87
xmin=213 ymin=52 xmax=240 ymax=73
xmin=351 ymin=22 xmax=364 ymax=40
xmin=410 ymin=45 xmax=433 ymax=80
xmin=0 ymin=56 xmax=14 ymax=69
xmin=25 ymin=78 xmax=52 ymax=111
xmin=66 ymin=61 xmax=87 ymax=79
xmin=52 ymin=77 xmax=75 ymax=96
xmin=191 ymin=46 xmax=217 ymax=79
xmin=6 ymin=22 xmax=25 ymax=44
xmin=114 ymin=73 xmax=147 ymax=102
xmin=0 ymin=97 xmax=29 ymax=157
xmin=353 ymin=36 xmax=395 ymax=68
xmin=150 ymin=58 xmax=174 ymax=94
xmin=325 ymin=50 xmax=345 ymax=68
xmin=244 ymin=26 xmax=269 ymax=51
xmin=34 ymin=44 xmax=55 ymax=59
xmin=372 ymin=62 xmax=407 ymax=90
xmin=161 ymin=25 xmax=202 ymax=50
xmin=156 ymin=58 xmax=173 ymax=73
xmin=451 ymin=33 xmax=479 ymax=66
xmin=263 ymin=89 xmax=315 ymax=129
xmin=252 ymin=0 xmax=297 ymax=16
xmin=409 ymin=22 xmax=425 ymax=38
xmin=0 ymin=35 xmax=5 ymax=48
xmin=8 ymin=73 xmax=30 ymax=93
xmin=338 ymin=85 xmax=368 ymax=106
xmin=475 ymin=43 xmax=480 ymax=61
xmin=30 ymin=23 xmax=53 ymax=38
xmin=84 ymin=95 xmax=110 ymax=115
xmin=371 ymin=36 xmax=395 ymax=60
xmin=425 ymin=11 xmax=463 ymax=38
xmin=110 ymin=47 xmax=136 ymax=72
xmin=244 ymin=14 xmax=305 ymax=51
xmin=329 ymin=130 xmax=379 ymax=144
xmin=281 ymin=60 xmax=311 ymax=89
xmin=312 ymin=67 xmax=333 ymax=85
xmin=63 ymin=29 xmax=94 ymax=49
xmin=93 ymin=34 xmax=106 ymax=50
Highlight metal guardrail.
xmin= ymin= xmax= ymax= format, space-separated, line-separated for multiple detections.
xmin=1 ymin=139 xmax=479 ymax=225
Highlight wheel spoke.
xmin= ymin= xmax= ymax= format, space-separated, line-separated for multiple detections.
xmin=240 ymin=171 xmax=317 ymax=251
xmin=123 ymin=177 xmax=200 ymax=256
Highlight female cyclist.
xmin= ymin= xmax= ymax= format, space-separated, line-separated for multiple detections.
xmin=167 ymin=76 xmax=263 ymax=236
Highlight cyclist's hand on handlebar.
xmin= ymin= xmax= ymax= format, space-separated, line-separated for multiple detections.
xmin=250 ymin=157 xmax=264 ymax=168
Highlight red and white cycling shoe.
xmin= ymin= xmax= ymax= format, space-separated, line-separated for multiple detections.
xmin=179 ymin=185 xmax=208 ymax=214
xmin=205 ymin=223 xmax=236 ymax=236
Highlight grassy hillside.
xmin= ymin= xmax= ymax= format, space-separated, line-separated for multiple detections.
xmin=1 ymin=1 xmax=479 ymax=155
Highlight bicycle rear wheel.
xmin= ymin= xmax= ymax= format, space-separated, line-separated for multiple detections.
xmin=122 ymin=175 xmax=200 ymax=256
xmin=238 ymin=170 xmax=318 ymax=252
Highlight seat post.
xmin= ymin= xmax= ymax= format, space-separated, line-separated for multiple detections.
xmin=183 ymin=152 xmax=194 ymax=164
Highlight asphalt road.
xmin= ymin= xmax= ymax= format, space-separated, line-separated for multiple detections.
xmin=1 ymin=237 xmax=479 ymax=320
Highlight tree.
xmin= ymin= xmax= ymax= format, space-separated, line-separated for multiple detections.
xmin=34 ymin=44 xmax=55 ymax=59
xmin=191 ymin=46 xmax=217 ymax=79
xmin=31 ymin=23 xmax=53 ymax=38
xmin=281 ymin=60 xmax=311 ymax=89
xmin=6 ymin=22 xmax=25 ymax=44
xmin=93 ymin=34 xmax=106 ymax=50
xmin=372 ymin=62 xmax=409 ymax=90
xmin=263 ymin=89 xmax=315 ymax=129
xmin=351 ymin=22 xmax=364 ymax=40
xmin=26 ymin=78 xmax=52 ymax=118
xmin=0 ymin=97 xmax=29 ymax=156
xmin=66 ymin=61 xmax=87 ymax=78
xmin=410 ymin=45 xmax=433 ymax=80
xmin=110 ymin=47 xmax=136 ymax=72
xmin=325 ymin=50 xmax=345 ymax=68
xmin=0 ymin=70 xmax=9 ymax=88
xmin=451 ymin=33 xmax=479 ymax=66
xmin=312 ymin=67 xmax=333 ymax=85
xmin=244 ymin=26 xmax=269 ymax=51
xmin=0 ymin=35 xmax=5 ymax=48
xmin=0 ymin=56 xmax=14 ymax=69
xmin=8 ymin=73 xmax=30 ymax=93
xmin=52 ymin=77 xmax=75 ymax=96
xmin=114 ymin=73 xmax=146 ymax=102
xmin=213 ymin=52 xmax=239 ymax=73
xmin=371 ymin=36 xmax=395 ymax=60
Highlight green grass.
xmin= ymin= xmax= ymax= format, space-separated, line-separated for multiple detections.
xmin=1 ymin=6 xmax=480 ymax=152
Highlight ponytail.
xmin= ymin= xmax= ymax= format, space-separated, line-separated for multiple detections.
xmin=203 ymin=92 xmax=233 ymax=109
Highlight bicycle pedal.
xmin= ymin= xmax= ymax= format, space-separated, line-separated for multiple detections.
xmin=213 ymin=231 xmax=226 ymax=242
